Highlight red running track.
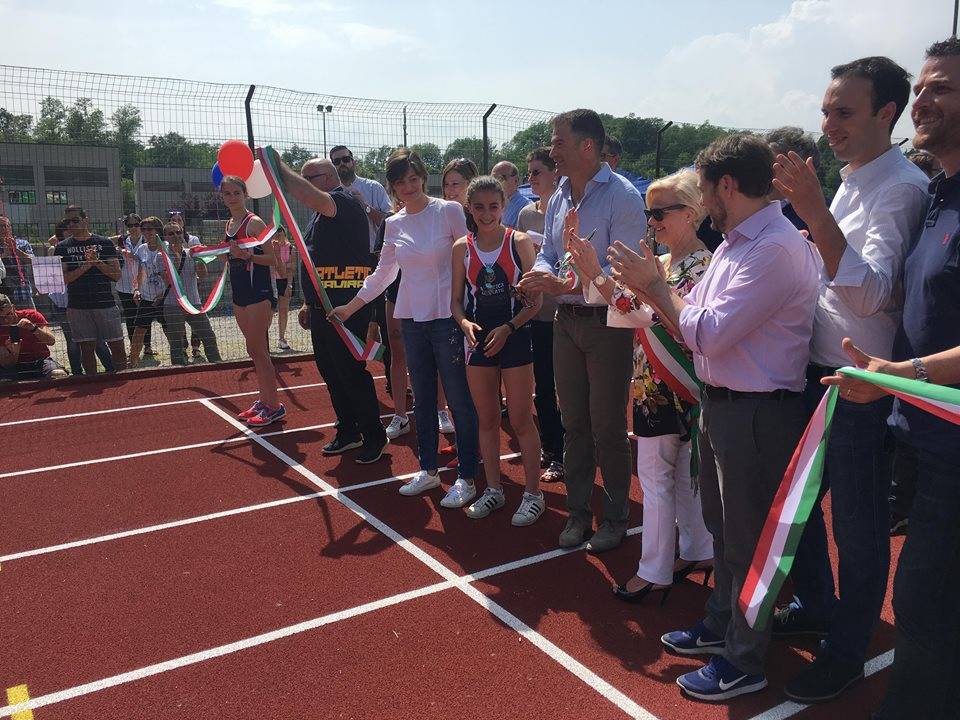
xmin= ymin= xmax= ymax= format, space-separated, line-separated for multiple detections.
xmin=0 ymin=359 xmax=902 ymax=720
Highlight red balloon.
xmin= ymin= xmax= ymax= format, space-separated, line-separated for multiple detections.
xmin=218 ymin=140 xmax=254 ymax=179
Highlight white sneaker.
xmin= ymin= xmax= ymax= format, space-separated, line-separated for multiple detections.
xmin=511 ymin=492 xmax=546 ymax=526
xmin=440 ymin=477 xmax=476 ymax=508
xmin=399 ymin=470 xmax=441 ymax=496
xmin=385 ymin=415 xmax=410 ymax=439
xmin=465 ymin=487 xmax=506 ymax=519
xmin=438 ymin=410 xmax=455 ymax=434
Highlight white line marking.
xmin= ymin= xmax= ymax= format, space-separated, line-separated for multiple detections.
xmin=746 ymin=649 xmax=895 ymax=720
xmin=196 ymin=399 xmax=657 ymax=720
xmin=1 ymin=409 xmax=408 ymax=480
xmin=0 ymin=518 xmax=643 ymax=719
xmin=1 ymin=453 xmax=522 ymax=563
xmin=0 ymin=376 xmax=386 ymax=428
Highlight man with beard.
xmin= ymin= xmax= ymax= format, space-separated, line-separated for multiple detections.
xmin=826 ymin=38 xmax=960 ymax=720
xmin=329 ymin=145 xmax=392 ymax=252
xmin=276 ymin=156 xmax=388 ymax=464
xmin=609 ymin=133 xmax=819 ymax=701
xmin=769 ymin=57 xmax=929 ymax=704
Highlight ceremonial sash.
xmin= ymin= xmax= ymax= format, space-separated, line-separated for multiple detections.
xmin=740 ymin=368 xmax=960 ymax=630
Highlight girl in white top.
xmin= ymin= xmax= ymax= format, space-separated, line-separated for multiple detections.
xmin=331 ymin=148 xmax=480 ymax=509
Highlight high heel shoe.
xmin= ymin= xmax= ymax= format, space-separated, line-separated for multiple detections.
xmin=612 ymin=580 xmax=673 ymax=606
xmin=672 ymin=561 xmax=714 ymax=586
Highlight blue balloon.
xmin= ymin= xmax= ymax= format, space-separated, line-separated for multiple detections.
xmin=211 ymin=162 xmax=224 ymax=188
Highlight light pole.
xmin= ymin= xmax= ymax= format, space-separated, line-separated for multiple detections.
xmin=317 ymin=104 xmax=333 ymax=156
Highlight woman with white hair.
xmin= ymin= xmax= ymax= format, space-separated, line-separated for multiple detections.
xmin=569 ymin=168 xmax=714 ymax=605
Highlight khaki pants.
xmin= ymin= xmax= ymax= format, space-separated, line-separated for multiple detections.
xmin=553 ymin=308 xmax=634 ymax=526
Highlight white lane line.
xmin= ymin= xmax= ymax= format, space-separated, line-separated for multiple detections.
xmin=197 ymin=399 xmax=657 ymax=720
xmin=0 ymin=520 xmax=642 ymax=720
xmin=0 ymin=375 xmax=386 ymax=428
xmin=1 ymin=409 xmax=410 ymax=480
xmin=746 ymin=649 xmax=895 ymax=720
xmin=0 ymin=453 xmax=522 ymax=563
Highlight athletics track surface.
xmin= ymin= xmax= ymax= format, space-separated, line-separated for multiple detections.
xmin=1 ymin=358 xmax=900 ymax=719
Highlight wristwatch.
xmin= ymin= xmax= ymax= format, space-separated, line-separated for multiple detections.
xmin=592 ymin=273 xmax=609 ymax=288
xmin=505 ymin=320 xmax=517 ymax=333
xmin=910 ymin=357 xmax=929 ymax=382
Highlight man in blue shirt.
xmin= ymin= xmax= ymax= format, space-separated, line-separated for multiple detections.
xmin=825 ymin=37 xmax=960 ymax=720
xmin=519 ymin=109 xmax=646 ymax=553
xmin=492 ymin=161 xmax=532 ymax=229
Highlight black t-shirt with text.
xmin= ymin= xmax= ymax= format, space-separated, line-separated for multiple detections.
xmin=54 ymin=234 xmax=119 ymax=309
xmin=300 ymin=190 xmax=374 ymax=308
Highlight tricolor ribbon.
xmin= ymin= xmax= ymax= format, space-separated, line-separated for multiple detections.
xmin=156 ymin=210 xmax=279 ymax=316
xmin=257 ymin=146 xmax=385 ymax=362
xmin=739 ymin=367 xmax=960 ymax=630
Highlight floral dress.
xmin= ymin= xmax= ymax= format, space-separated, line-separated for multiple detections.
xmin=632 ymin=248 xmax=711 ymax=439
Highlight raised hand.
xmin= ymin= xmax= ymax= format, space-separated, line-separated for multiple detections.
xmin=608 ymin=241 xmax=662 ymax=294
xmin=568 ymin=232 xmax=602 ymax=280
xmin=772 ymin=151 xmax=828 ymax=225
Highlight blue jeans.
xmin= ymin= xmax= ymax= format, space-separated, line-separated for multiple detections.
xmin=401 ymin=317 xmax=478 ymax=479
xmin=877 ymin=447 xmax=960 ymax=719
xmin=791 ymin=365 xmax=893 ymax=664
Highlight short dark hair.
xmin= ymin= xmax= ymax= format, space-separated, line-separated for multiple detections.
xmin=526 ymin=147 xmax=556 ymax=171
xmin=385 ymin=147 xmax=429 ymax=197
xmin=695 ymin=133 xmax=774 ymax=199
xmin=552 ymin=109 xmax=605 ymax=156
xmin=764 ymin=126 xmax=821 ymax=171
xmin=830 ymin=56 xmax=912 ymax=133
xmin=926 ymin=37 xmax=960 ymax=58
xmin=65 ymin=204 xmax=86 ymax=218
xmin=906 ymin=148 xmax=941 ymax=177
xmin=123 ymin=212 xmax=142 ymax=224
xmin=603 ymin=134 xmax=622 ymax=156
xmin=329 ymin=145 xmax=351 ymax=159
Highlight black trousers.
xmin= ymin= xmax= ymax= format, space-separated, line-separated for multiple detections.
xmin=309 ymin=304 xmax=385 ymax=445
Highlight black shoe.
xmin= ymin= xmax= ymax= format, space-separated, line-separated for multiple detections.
xmin=772 ymin=601 xmax=830 ymax=639
xmin=613 ymin=579 xmax=673 ymax=606
xmin=322 ymin=434 xmax=363 ymax=455
xmin=673 ymin=561 xmax=714 ymax=586
xmin=784 ymin=653 xmax=864 ymax=703
xmin=540 ymin=450 xmax=554 ymax=469
xmin=355 ymin=437 xmax=389 ymax=464
xmin=890 ymin=513 xmax=908 ymax=536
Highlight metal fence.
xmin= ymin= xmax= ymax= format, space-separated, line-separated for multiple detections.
xmin=0 ymin=65 xmax=554 ymax=374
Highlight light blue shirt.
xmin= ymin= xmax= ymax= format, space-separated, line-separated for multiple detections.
xmin=532 ymin=163 xmax=647 ymax=305
xmin=502 ymin=190 xmax=533 ymax=230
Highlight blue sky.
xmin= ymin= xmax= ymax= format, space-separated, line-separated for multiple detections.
xmin=4 ymin=0 xmax=952 ymax=138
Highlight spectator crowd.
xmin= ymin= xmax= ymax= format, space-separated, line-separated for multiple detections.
xmin=3 ymin=37 xmax=960 ymax=720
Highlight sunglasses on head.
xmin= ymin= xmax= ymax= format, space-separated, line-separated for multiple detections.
xmin=332 ymin=156 xmax=353 ymax=166
xmin=644 ymin=204 xmax=686 ymax=222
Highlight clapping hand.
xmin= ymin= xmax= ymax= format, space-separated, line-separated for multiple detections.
xmin=608 ymin=241 xmax=664 ymax=294
xmin=567 ymin=232 xmax=602 ymax=281
xmin=772 ymin=151 xmax=828 ymax=225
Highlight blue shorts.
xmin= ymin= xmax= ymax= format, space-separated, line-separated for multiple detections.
xmin=466 ymin=323 xmax=532 ymax=369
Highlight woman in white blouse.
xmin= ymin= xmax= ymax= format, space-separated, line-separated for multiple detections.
xmin=331 ymin=148 xmax=480 ymax=508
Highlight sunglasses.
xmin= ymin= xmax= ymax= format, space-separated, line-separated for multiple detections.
xmin=644 ymin=204 xmax=686 ymax=221
xmin=332 ymin=156 xmax=354 ymax=166
xmin=509 ymin=285 xmax=536 ymax=308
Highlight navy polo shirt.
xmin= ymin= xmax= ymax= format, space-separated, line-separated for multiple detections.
xmin=891 ymin=171 xmax=960 ymax=460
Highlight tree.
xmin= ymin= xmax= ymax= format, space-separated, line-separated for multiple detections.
xmin=281 ymin=143 xmax=316 ymax=169
xmin=110 ymin=104 xmax=144 ymax=179
xmin=410 ymin=142 xmax=442 ymax=173
xmin=32 ymin=97 xmax=67 ymax=143
xmin=358 ymin=144 xmax=397 ymax=179
xmin=443 ymin=137 xmax=485 ymax=170
xmin=0 ymin=108 xmax=33 ymax=141
xmin=495 ymin=121 xmax=551 ymax=168
xmin=144 ymin=131 xmax=218 ymax=168
xmin=64 ymin=98 xmax=109 ymax=145
xmin=816 ymin=135 xmax=843 ymax=203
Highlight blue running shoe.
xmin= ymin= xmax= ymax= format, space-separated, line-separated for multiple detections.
xmin=677 ymin=656 xmax=767 ymax=701
xmin=661 ymin=620 xmax=726 ymax=655
xmin=247 ymin=403 xmax=286 ymax=427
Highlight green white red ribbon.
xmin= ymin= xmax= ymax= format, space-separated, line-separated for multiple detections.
xmin=257 ymin=146 xmax=385 ymax=362
xmin=156 ymin=211 xmax=280 ymax=315
xmin=740 ymin=367 xmax=960 ymax=630
xmin=638 ymin=325 xmax=702 ymax=405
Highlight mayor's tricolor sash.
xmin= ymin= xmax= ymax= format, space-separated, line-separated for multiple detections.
xmin=740 ymin=367 xmax=960 ymax=630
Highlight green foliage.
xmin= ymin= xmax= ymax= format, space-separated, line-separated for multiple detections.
xmin=120 ymin=178 xmax=135 ymax=214
xmin=816 ymin=135 xmax=843 ymax=203
xmin=110 ymin=104 xmax=144 ymax=179
xmin=281 ymin=143 xmax=316 ymax=169
xmin=143 ymin=131 xmax=218 ymax=168
xmin=64 ymin=98 xmax=108 ymax=144
xmin=494 ymin=120 xmax=551 ymax=169
xmin=442 ymin=137 xmax=485 ymax=170
xmin=0 ymin=108 xmax=33 ymax=141
xmin=358 ymin=144 xmax=397 ymax=179
xmin=410 ymin=142 xmax=442 ymax=173
xmin=32 ymin=97 xmax=67 ymax=143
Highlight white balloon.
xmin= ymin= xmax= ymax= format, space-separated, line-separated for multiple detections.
xmin=246 ymin=159 xmax=272 ymax=199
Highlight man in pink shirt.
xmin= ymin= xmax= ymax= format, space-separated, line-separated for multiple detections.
xmin=610 ymin=133 xmax=819 ymax=702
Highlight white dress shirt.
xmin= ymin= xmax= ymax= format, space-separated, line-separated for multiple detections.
xmin=356 ymin=198 xmax=468 ymax=321
xmin=811 ymin=146 xmax=930 ymax=367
